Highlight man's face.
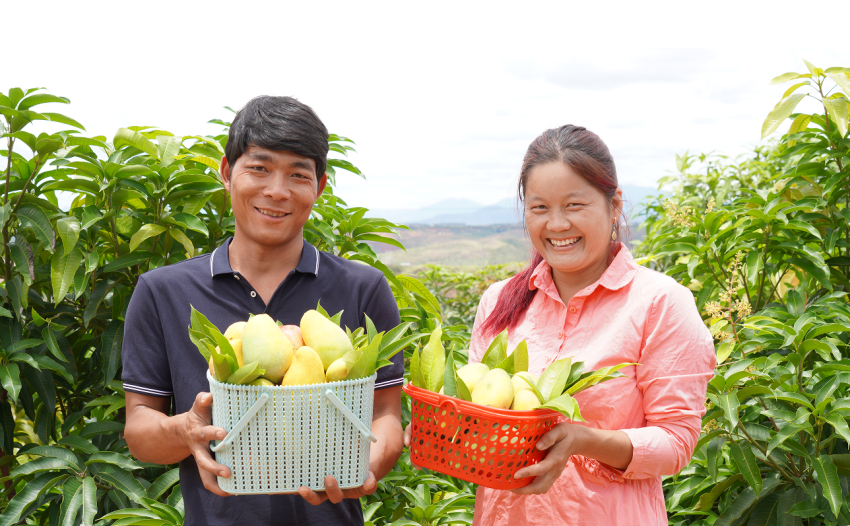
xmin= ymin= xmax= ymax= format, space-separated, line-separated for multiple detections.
xmin=221 ymin=146 xmax=326 ymax=249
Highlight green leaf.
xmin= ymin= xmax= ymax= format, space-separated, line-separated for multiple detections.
xmin=129 ymin=224 xmax=167 ymax=252
xmin=514 ymin=371 xmax=545 ymax=404
xmin=17 ymin=203 xmax=55 ymax=252
xmin=58 ymin=435 xmax=99 ymax=454
xmin=730 ymin=441 xmax=762 ymax=496
xmin=824 ymin=97 xmax=849 ymax=137
xmin=43 ymin=112 xmax=85 ymax=130
xmin=824 ymin=413 xmax=850 ymax=444
xmin=481 ymin=329 xmax=508 ymax=369
xmin=716 ymin=341 xmax=735 ymax=365
xmin=79 ymin=421 xmax=124 ymax=438
xmin=97 ymin=465 xmax=148 ymax=504
xmin=101 ymin=252 xmax=155 ymax=273
xmin=86 ymin=451 xmax=141 ymax=471
xmin=540 ymin=392 xmax=584 ymax=421
xmin=168 ymin=227 xmax=195 ymax=257
xmin=399 ymin=275 xmax=441 ymax=318
xmin=114 ymin=128 xmax=159 ymax=158
xmin=171 ymin=212 xmax=209 ymax=236
xmin=81 ymin=477 xmax=97 ymax=526
xmin=346 ymin=334 xmax=383 ymax=380
xmin=9 ymin=238 xmax=34 ymax=284
xmin=420 ymin=326 xmax=445 ymax=393
xmin=692 ymin=474 xmax=743 ymax=511
xmin=443 ymin=351 xmax=459 ymax=397
xmin=224 ymin=361 xmax=263 ymax=385
xmin=812 ymin=455 xmax=842 ymax=517
xmin=770 ymin=72 xmax=805 ymax=84
xmin=565 ymin=364 xmax=632 ymax=395
xmin=766 ymin=423 xmax=810 ymax=456
xmin=762 ymin=93 xmax=806 ymax=138
xmin=410 ymin=347 xmax=422 ymax=388
xmin=60 ymin=477 xmax=83 ymax=526
xmin=537 ymin=357 xmax=574 ymax=403
xmin=146 ymin=468 xmax=180 ymax=500
xmin=714 ymin=487 xmax=757 ymax=526
xmin=56 ymin=217 xmax=81 ymax=256
xmin=26 ymin=445 xmax=82 ymax=470
xmin=0 ymin=473 xmax=66 ymax=526
xmin=0 ymin=362 xmax=21 ymax=403
xmin=710 ymin=392 xmax=740 ymax=429
xmin=10 ymin=456 xmax=75 ymax=477
xmin=51 ymin=248 xmax=83 ymax=305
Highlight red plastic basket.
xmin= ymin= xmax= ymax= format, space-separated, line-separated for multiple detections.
xmin=403 ymin=383 xmax=561 ymax=489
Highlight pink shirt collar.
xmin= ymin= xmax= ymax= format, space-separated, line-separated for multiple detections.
xmin=529 ymin=243 xmax=640 ymax=304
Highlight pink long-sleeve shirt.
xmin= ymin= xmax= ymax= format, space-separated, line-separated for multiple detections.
xmin=468 ymin=245 xmax=716 ymax=525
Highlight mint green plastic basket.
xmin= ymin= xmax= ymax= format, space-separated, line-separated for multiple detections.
xmin=207 ymin=371 xmax=376 ymax=494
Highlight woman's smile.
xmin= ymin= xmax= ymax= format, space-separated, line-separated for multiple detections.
xmin=548 ymin=236 xmax=581 ymax=248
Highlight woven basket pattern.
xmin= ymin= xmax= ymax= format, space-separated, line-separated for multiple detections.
xmin=209 ymin=373 xmax=375 ymax=494
xmin=404 ymin=383 xmax=559 ymax=489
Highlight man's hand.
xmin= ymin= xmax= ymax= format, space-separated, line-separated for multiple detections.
xmin=402 ymin=423 xmax=423 ymax=470
xmin=179 ymin=392 xmax=233 ymax=497
xmin=297 ymin=473 xmax=378 ymax=505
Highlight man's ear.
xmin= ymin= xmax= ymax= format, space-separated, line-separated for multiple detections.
xmin=220 ymin=155 xmax=232 ymax=192
xmin=317 ymin=172 xmax=328 ymax=196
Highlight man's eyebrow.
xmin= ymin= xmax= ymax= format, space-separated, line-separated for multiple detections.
xmin=244 ymin=151 xmax=275 ymax=162
xmin=289 ymin=160 xmax=314 ymax=171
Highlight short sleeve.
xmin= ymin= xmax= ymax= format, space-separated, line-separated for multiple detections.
xmin=621 ymin=282 xmax=716 ymax=479
xmin=122 ymin=276 xmax=173 ymax=398
xmin=363 ymin=275 xmax=403 ymax=390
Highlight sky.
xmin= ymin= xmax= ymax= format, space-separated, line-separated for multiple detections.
xmin=6 ymin=1 xmax=848 ymax=211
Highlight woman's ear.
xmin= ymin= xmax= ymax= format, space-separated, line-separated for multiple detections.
xmin=612 ymin=186 xmax=625 ymax=221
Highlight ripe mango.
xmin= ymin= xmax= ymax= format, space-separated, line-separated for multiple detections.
xmin=457 ymin=363 xmax=490 ymax=392
xmin=248 ymin=377 xmax=275 ymax=387
xmin=241 ymin=314 xmax=293 ymax=383
xmin=282 ymin=346 xmax=326 ymax=386
xmin=511 ymin=389 xmax=541 ymax=410
xmin=325 ymin=357 xmax=348 ymax=382
xmin=471 ymin=369 xmax=514 ymax=409
xmin=280 ymin=325 xmax=304 ymax=348
xmin=300 ymin=310 xmax=354 ymax=370
xmin=224 ymin=321 xmax=247 ymax=340
xmin=511 ymin=372 xmax=536 ymax=394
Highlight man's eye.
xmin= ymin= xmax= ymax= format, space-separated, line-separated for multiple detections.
xmin=249 ymin=166 xmax=267 ymax=172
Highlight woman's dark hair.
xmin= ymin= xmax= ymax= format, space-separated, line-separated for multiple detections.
xmin=225 ymin=95 xmax=329 ymax=178
xmin=479 ymin=125 xmax=623 ymax=338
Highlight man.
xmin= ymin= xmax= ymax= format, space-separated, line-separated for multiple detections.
xmin=122 ymin=96 xmax=404 ymax=526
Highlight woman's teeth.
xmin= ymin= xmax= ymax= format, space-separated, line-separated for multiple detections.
xmin=257 ymin=208 xmax=287 ymax=218
xmin=549 ymin=237 xmax=580 ymax=247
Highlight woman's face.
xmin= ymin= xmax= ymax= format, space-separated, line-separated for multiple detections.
xmin=524 ymin=162 xmax=622 ymax=283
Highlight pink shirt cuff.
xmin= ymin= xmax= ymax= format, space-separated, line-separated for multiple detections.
xmin=621 ymin=423 xmax=696 ymax=479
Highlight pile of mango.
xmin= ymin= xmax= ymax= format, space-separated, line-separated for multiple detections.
xmin=189 ymin=304 xmax=419 ymax=387
xmin=410 ymin=326 xmax=634 ymax=421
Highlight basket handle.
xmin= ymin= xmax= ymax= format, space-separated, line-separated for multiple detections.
xmin=324 ymin=389 xmax=378 ymax=443
xmin=210 ymin=393 xmax=269 ymax=453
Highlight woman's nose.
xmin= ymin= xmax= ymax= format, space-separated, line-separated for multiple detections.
xmin=548 ymin=209 xmax=571 ymax=230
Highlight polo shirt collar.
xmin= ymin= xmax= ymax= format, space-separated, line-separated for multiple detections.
xmin=209 ymin=237 xmax=321 ymax=278
xmin=529 ymin=243 xmax=639 ymax=301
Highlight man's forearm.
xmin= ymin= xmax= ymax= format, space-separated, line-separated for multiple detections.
xmin=125 ymin=405 xmax=192 ymax=465
xmin=369 ymin=412 xmax=404 ymax=480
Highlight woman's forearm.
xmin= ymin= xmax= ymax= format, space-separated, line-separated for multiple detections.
xmin=573 ymin=426 xmax=634 ymax=470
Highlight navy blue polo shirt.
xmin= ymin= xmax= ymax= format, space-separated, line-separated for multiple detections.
xmin=122 ymin=237 xmax=402 ymax=526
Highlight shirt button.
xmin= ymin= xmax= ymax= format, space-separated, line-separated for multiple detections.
xmin=569 ymin=307 xmax=577 ymax=313
xmin=250 ymin=291 xmax=257 ymax=298
xmin=558 ymin=332 xmax=564 ymax=339
xmin=234 ymin=275 xmax=240 ymax=280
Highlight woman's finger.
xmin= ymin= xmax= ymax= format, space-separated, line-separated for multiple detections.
xmin=403 ymin=424 xmax=412 ymax=447
xmin=535 ymin=422 xmax=568 ymax=451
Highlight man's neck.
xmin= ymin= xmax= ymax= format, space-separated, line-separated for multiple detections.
xmin=227 ymin=231 xmax=304 ymax=304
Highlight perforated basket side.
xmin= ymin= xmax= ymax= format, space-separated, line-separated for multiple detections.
xmin=208 ymin=372 xmax=375 ymax=494
xmin=404 ymin=383 xmax=560 ymax=489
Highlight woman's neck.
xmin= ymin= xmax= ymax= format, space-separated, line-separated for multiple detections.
xmin=549 ymin=250 xmax=613 ymax=305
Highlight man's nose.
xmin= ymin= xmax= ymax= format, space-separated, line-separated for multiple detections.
xmin=263 ymin=174 xmax=291 ymax=200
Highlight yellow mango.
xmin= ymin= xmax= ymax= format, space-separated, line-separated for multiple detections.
xmin=224 ymin=321 xmax=247 ymax=340
xmin=511 ymin=372 xmax=536 ymax=394
xmin=248 ymin=377 xmax=275 ymax=387
xmin=241 ymin=314 xmax=293 ymax=383
xmin=300 ymin=310 xmax=354 ymax=370
xmin=511 ymin=389 xmax=541 ymax=411
xmin=325 ymin=358 xmax=349 ymax=382
xmin=471 ymin=369 xmax=514 ymax=409
xmin=457 ymin=363 xmax=490 ymax=392
xmin=282 ymin=346 xmax=326 ymax=386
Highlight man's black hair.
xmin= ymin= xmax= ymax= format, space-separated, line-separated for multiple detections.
xmin=225 ymin=95 xmax=329 ymax=178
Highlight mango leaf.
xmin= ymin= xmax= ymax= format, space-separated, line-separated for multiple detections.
xmin=225 ymin=361 xmax=264 ymax=385
xmin=420 ymin=326 xmax=445 ymax=393
xmin=9 ymin=238 xmax=34 ymax=284
xmin=81 ymin=477 xmax=97 ymax=526
xmin=693 ymin=474 xmax=743 ymax=511
xmin=540 ymin=392 xmax=584 ymax=421
xmin=443 ymin=351 xmax=459 ymax=398
xmin=729 ymin=441 xmax=762 ymax=496
xmin=824 ymin=97 xmax=849 ymax=137
xmin=0 ymin=362 xmax=21 ymax=403
xmin=711 ymin=392 xmax=741 ymax=429
xmin=824 ymin=413 xmax=850 ymax=445
xmin=114 ymin=128 xmax=159 ymax=159
xmin=101 ymin=320 xmax=124 ymax=386
xmin=168 ymin=227 xmax=195 ymax=257
xmin=56 ymin=217 xmax=81 ymax=256
xmin=210 ymin=351 xmax=232 ymax=382
xmin=410 ymin=347 xmax=422 ymax=388
xmin=0 ymin=473 xmax=67 ymax=526
xmin=537 ymin=357 xmax=574 ymax=403
xmin=17 ymin=203 xmax=55 ymax=252
xmin=399 ymin=275 xmax=441 ymax=318
xmin=101 ymin=252 xmax=155 ymax=273
xmin=97 ymin=465 xmax=147 ymax=504
xmin=86 ymin=452 xmax=141 ymax=471
xmin=565 ymin=363 xmax=633 ymax=395
xmin=347 ymin=333 xmax=383 ymax=380
xmin=129 ymin=224 xmax=167 ymax=252
xmin=812 ymin=455 xmax=842 ymax=517
xmin=146 ymin=469 xmax=180 ymax=501
xmin=714 ymin=487 xmax=757 ymax=526
xmin=481 ymin=329 xmax=508 ymax=369
xmin=51 ymin=248 xmax=83 ymax=306
xmin=762 ymin=93 xmax=806 ymax=139
xmin=11 ymin=456 xmax=76 ymax=477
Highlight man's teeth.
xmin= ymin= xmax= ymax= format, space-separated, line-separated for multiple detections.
xmin=550 ymin=237 xmax=580 ymax=247
xmin=257 ymin=208 xmax=287 ymax=218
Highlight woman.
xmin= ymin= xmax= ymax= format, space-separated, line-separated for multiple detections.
xmin=407 ymin=125 xmax=715 ymax=525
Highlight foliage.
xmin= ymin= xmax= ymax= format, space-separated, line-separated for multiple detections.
xmin=636 ymin=61 xmax=850 ymax=525
xmin=416 ymin=264 xmax=516 ymax=330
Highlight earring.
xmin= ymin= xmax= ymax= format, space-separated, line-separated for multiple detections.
xmin=611 ymin=224 xmax=617 ymax=241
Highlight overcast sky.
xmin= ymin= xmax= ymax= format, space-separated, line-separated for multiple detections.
xmin=6 ymin=1 xmax=848 ymax=210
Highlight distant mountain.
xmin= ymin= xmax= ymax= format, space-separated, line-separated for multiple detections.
xmin=366 ymin=185 xmax=660 ymax=226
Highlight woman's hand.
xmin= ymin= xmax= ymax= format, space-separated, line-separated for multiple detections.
xmin=511 ymin=423 xmax=634 ymax=495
